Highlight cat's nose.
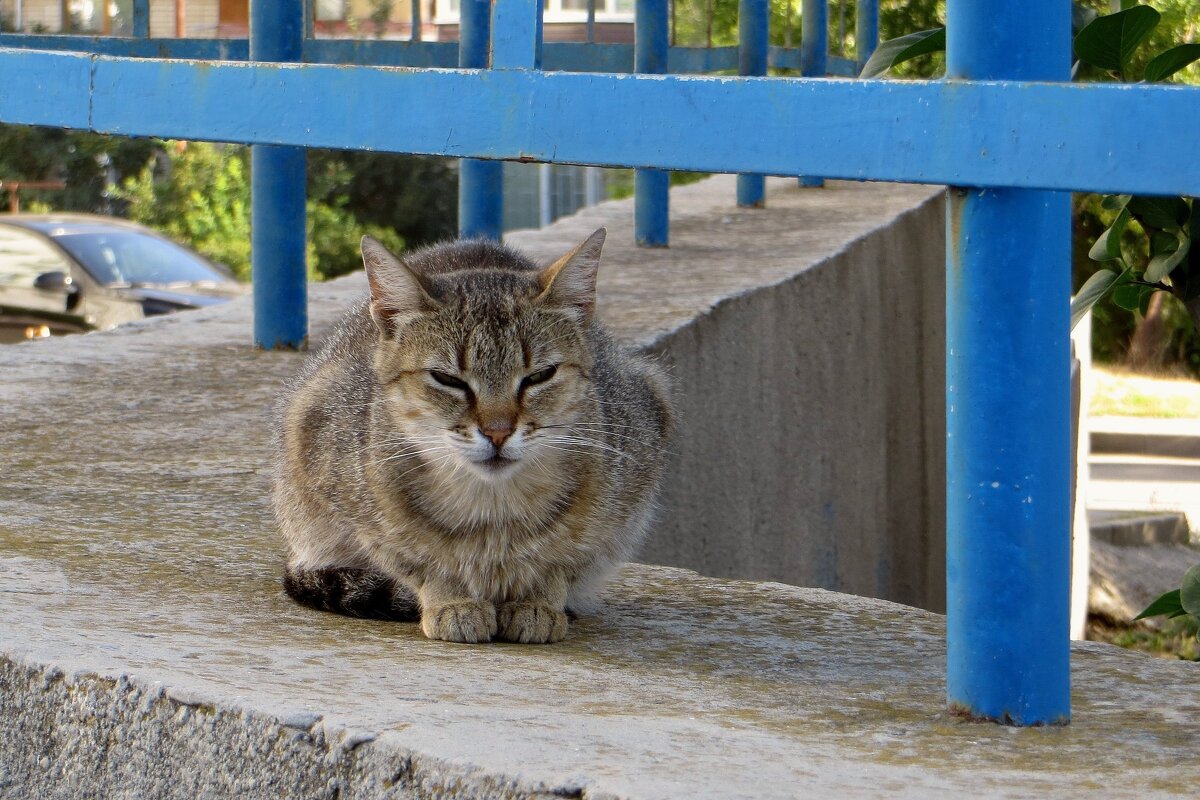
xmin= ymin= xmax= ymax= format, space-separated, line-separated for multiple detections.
xmin=480 ymin=420 xmax=514 ymax=448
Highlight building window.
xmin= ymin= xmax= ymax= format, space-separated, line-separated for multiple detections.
xmin=315 ymin=0 xmax=347 ymax=21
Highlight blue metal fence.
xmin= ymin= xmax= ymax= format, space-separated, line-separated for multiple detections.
xmin=2 ymin=0 xmax=1198 ymax=726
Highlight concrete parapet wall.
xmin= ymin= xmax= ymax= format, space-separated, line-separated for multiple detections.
xmin=659 ymin=189 xmax=946 ymax=609
xmin=509 ymin=177 xmax=947 ymax=610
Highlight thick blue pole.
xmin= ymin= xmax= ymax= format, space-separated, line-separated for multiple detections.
xmin=798 ymin=0 xmax=825 ymax=188
xmin=458 ymin=0 xmax=503 ymax=240
xmin=635 ymin=0 xmax=669 ymax=246
xmin=250 ymin=0 xmax=307 ymax=349
xmin=855 ymin=0 xmax=878 ymax=71
xmin=945 ymin=0 xmax=1072 ymax=726
xmin=736 ymin=0 xmax=768 ymax=208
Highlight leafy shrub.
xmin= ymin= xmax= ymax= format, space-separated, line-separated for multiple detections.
xmin=119 ymin=142 xmax=405 ymax=281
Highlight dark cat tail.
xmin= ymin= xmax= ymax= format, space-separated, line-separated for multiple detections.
xmin=283 ymin=566 xmax=419 ymax=621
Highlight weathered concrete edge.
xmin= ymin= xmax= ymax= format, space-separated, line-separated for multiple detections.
xmin=631 ymin=188 xmax=948 ymax=353
xmin=0 ymin=652 xmax=605 ymax=800
xmin=1090 ymin=511 xmax=1191 ymax=547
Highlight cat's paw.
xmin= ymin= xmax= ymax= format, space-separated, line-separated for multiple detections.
xmin=497 ymin=601 xmax=569 ymax=644
xmin=421 ymin=601 xmax=497 ymax=643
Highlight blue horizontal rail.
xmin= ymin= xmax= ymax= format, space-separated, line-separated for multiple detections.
xmin=2 ymin=48 xmax=1196 ymax=198
xmin=0 ymin=35 xmax=845 ymax=75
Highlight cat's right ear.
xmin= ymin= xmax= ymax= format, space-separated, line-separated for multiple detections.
xmin=361 ymin=236 xmax=435 ymax=333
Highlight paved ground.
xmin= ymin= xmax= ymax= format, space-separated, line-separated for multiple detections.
xmin=2 ymin=178 xmax=1198 ymax=798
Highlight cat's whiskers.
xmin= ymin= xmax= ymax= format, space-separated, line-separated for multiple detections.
xmin=390 ymin=450 xmax=462 ymax=483
xmin=536 ymin=434 xmax=635 ymax=463
xmin=541 ymin=424 xmax=677 ymax=456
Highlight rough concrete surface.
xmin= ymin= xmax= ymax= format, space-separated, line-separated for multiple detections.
xmin=3 ymin=176 xmax=1197 ymax=798
xmin=1089 ymin=537 xmax=1200 ymax=623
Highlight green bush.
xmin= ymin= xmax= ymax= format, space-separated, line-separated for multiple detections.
xmin=118 ymin=142 xmax=253 ymax=279
xmin=119 ymin=142 xmax=405 ymax=282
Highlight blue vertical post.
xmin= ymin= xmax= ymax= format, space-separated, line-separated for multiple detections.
xmin=854 ymin=0 xmax=878 ymax=71
xmin=458 ymin=0 xmax=503 ymax=240
xmin=945 ymin=0 xmax=1072 ymax=726
xmin=250 ymin=0 xmax=307 ymax=349
xmin=411 ymin=0 xmax=423 ymax=41
xmin=132 ymin=0 xmax=150 ymax=37
xmin=492 ymin=0 xmax=543 ymax=69
xmin=798 ymin=0 xmax=825 ymax=188
xmin=736 ymin=0 xmax=768 ymax=208
xmin=635 ymin=0 xmax=669 ymax=246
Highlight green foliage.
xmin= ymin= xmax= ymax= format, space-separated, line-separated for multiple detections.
xmin=1073 ymin=4 xmax=1162 ymax=76
xmin=1137 ymin=565 xmax=1200 ymax=624
xmin=860 ymin=27 xmax=944 ymax=79
xmin=605 ymin=170 xmax=711 ymax=201
xmin=368 ymin=0 xmax=394 ymax=38
xmin=118 ymin=143 xmax=253 ymax=279
xmin=864 ymin=4 xmax=1200 ymax=366
xmin=119 ymin=142 xmax=409 ymax=282
xmin=307 ymin=199 xmax=404 ymax=281
xmin=306 ymin=149 xmax=457 ymax=251
xmin=1070 ymin=7 xmax=1200 ymax=335
xmin=0 ymin=123 xmax=156 ymax=212
xmin=1097 ymin=613 xmax=1200 ymax=661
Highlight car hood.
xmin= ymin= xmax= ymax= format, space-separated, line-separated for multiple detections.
xmin=114 ymin=284 xmax=248 ymax=309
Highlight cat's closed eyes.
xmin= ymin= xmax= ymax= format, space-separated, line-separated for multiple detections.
xmin=273 ymin=229 xmax=674 ymax=643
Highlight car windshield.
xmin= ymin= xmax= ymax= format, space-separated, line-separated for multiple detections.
xmin=52 ymin=230 xmax=226 ymax=287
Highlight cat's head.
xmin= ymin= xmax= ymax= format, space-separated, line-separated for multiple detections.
xmin=361 ymin=229 xmax=605 ymax=481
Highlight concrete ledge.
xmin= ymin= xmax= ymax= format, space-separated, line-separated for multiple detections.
xmin=4 ymin=177 xmax=1196 ymax=797
xmin=3 ymin=562 xmax=1200 ymax=798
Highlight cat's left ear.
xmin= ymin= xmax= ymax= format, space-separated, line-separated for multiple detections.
xmin=536 ymin=228 xmax=605 ymax=321
xmin=361 ymin=235 xmax=435 ymax=333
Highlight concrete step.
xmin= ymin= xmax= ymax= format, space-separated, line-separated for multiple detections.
xmin=1090 ymin=416 xmax=1200 ymax=459
xmin=1088 ymin=509 xmax=1191 ymax=547
xmin=1086 ymin=454 xmax=1200 ymax=537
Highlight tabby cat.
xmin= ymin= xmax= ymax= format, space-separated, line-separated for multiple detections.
xmin=274 ymin=229 xmax=673 ymax=644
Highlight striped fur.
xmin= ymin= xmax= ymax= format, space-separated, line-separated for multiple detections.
xmin=274 ymin=230 xmax=673 ymax=644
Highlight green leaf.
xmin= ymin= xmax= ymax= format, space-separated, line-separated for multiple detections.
xmin=1145 ymin=229 xmax=1190 ymax=283
xmin=1144 ymin=43 xmax=1200 ymax=82
xmin=1071 ymin=269 xmax=1121 ymax=329
xmin=1100 ymin=194 xmax=1131 ymax=212
xmin=1113 ymin=282 xmax=1155 ymax=311
xmin=1181 ymin=564 xmax=1200 ymax=618
xmin=1134 ymin=588 xmax=1184 ymax=620
xmin=1127 ymin=196 xmax=1189 ymax=230
xmin=1151 ymin=230 xmax=1180 ymax=256
xmin=1072 ymin=3 xmax=1100 ymax=36
xmin=1139 ymin=286 xmax=1155 ymax=316
xmin=1073 ymin=5 xmax=1161 ymax=75
xmin=1089 ymin=207 xmax=1131 ymax=261
xmin=859 ymin=28 xmax=946 ymax=79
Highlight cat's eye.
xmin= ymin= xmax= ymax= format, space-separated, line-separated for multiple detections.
xmin=429 ymin=370 xmax=470 ymax=391
xmin=521 ymin=365 xmax=558 ymax=390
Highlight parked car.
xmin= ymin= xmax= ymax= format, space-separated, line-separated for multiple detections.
xmin=0 ymin=214 xmax=247 ymax=344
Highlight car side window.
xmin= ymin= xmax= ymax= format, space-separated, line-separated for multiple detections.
xmin=0 ymin=227 xmax=71 ymax=288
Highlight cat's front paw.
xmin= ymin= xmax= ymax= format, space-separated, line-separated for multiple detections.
xmin=497 ymin=601 xmax=568 ymax=644
xmin=421 ymin=601 xmax=497 ymax=643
